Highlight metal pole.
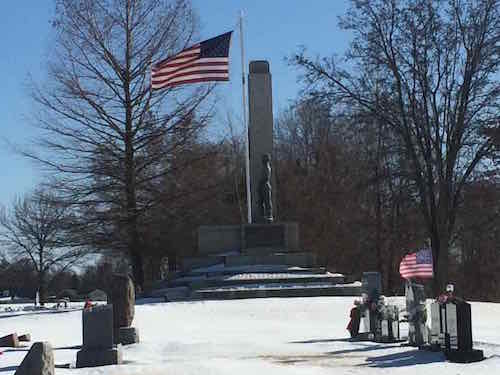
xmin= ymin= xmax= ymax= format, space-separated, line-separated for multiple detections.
xmin=240 ymin=10 xmax=252 ymax=224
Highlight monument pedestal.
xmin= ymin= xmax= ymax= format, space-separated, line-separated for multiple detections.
xmin=119 ymin=327 xmax=140 ymax=345
xmin=197 ymin=222 xmax=299 ymax=256
xmin=76 ymin=346 xmax=122 ymax=368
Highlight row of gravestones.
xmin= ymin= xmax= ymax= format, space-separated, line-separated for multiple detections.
xmin=11 ymin=274 xmax=139 ymax=374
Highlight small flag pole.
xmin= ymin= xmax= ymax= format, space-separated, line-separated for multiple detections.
xmin=239 ymin=10 xmax=252 ymax=224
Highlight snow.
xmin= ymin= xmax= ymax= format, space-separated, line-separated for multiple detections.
xmin=1 ymin=297 xmax=500 ymax=374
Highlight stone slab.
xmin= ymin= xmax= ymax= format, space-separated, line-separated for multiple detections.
xmin=82 ymin=304 xmax=114 ymax=350
xmin=14 ymin=341 xmax=54 ymax=375
xmin=191 ymin=285 xmax=361 ymax=300
xmin=198 ymin=225 xmax=241 ymax=255
xmin=119 ymin=327 xmax=139 ymax=345
xmin=187 ymin=274 xmax=345 ymax=290
xmin=0 ymin=333 xmax=19 ymax=347
xmin=197 ymin=223 xmax=299 ymax=256
xmin=76 ymin=346 xmax=122 ymax=368
xmin=18 ymin=334 xmax=31 ymax=342
xmin=224 ymin=252 xmax=315 ymax=268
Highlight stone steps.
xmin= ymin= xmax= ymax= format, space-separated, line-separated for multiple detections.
xmin=181 ymin=251 xmax=316 ymax=271
xmin=188 ymin=265 xmax=328 ymax=276
xmin=190 ymin=282 xmax=362 ymax=300
xmin=224 ymin=252 xmax=316 ymax=268
xmin=169 ymin=273 xmax=346 ymax=289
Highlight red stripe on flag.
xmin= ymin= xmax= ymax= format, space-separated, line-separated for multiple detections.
xmin=154 ymin=76 xmax=229 ymax=89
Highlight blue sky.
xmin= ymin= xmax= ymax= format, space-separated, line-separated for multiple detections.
xmin=0 ymin=0 xmax=351 ymax=208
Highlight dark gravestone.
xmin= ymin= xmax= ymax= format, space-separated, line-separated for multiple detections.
xmin=431 ymin=300 xmax=484 ymax=362
xmin=361 ymin=272 xmax=382 ymax=302
xmin=0 ymin=333 xmax=19 ymax=347
xmin=14 ymin=341 xmax=54 ymax=375
xmin=76 ymin=304 xmax=122 ymax=368
xmin=109 ymin=274 xmax=139 ymax=345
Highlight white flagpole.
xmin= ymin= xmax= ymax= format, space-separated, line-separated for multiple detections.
xmin=240 ymin=10 xmax=252 ymax=224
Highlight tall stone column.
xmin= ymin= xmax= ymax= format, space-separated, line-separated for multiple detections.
xmin=248 ymin=60 xmax=275 ymax=224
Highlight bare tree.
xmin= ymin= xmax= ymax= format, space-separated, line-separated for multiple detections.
xmin=26 ymin=0 xmax=215 ymax=288
xmin=292 ymin=0 xmax=500 ymax=291
xmin=0 ymin=191 xmax=87 ymax=302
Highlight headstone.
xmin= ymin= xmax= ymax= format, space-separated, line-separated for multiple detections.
xmin=14 ymin=341 xmax=54 ymax=375
xmin=430 ymin=300 xmax=484 ymax=362
xmin=108 ymin=274 xmax=139 ymax=345
xmin=361 ymin=272 xmax=382 ymax=303
xmin=76 ymin=304 xmax=122 ymax=368
xmin=18 ymin=334 xmax=31 ymax=342
xmin=377 ymin=304 xmax=400 ymax=343
xmin=405 ymin=281 xmax=427 ymax=346
xmin=0 ymin=333 xmax=19 ymax=347
xmin=248 ymin=60 xmax=276 ymax=223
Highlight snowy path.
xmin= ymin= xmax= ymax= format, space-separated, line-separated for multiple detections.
xmin=1 ymin=297 xmax=500 ymax=374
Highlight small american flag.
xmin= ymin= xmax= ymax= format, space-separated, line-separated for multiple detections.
xmin=151 ymin=31 xmax=232 ymax=90
xmin=399 ymin=248 xmax=434 ymax=280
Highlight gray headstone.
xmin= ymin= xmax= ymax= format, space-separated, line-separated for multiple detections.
xmin=446 ymin=303 xmax=458 ymax=350
xmin=430 ymin=302 xmax=441 ymax=345
xmin=248 ymin=60 xmax=276 ymax=223
xmin=14 ymin=341 xmax=54 ymax=375
xmin=82 ymin=304 xmax=114 ymax=350
xmin=77 ymin=304 xmax=123 ymax=368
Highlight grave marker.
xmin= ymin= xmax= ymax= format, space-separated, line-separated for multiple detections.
xmin=76 ymin=304 xmax=122 ymax=368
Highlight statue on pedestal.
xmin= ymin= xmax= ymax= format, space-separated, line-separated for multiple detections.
xmin=259 ymin=153 xmax=273 ymax=223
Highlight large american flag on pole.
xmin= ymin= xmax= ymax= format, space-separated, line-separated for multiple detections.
xmin=151 ymin=31 xmax=232 ymax=90
xmin=399 ymin=248 xmax=434 ymax=280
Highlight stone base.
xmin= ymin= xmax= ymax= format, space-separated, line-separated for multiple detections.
xmin=445 ymin=349 xmax=484 ymax=363
xmin=119 ymin=327 xmax=139 ymax=345
xmin=197 ymin=222 xmax=299 ymax=256
xmin=76 ymin=346 xmax=122 ymax=368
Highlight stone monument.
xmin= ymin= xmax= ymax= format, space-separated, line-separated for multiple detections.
xmin=108 ymin=274 xmax=139 ymax=345
xmin=14 ymin=342 xmax=54 ymax=375
xmin=248 ymin=60 xmax=275 ymax=224
xmin=76 ymin=304 xmax=122 ymax=368
xmin=195 ymin=60 xmax=300 ymax=258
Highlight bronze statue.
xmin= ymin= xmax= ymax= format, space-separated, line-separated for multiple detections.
xmin=259 ymin=153 xmax=273 ymax=223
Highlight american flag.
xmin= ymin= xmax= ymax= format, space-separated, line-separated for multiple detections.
xmin=399 ymin=248 xmax=434 ymax=280
xmin=151 ymin=31 xmax=232 ymax=90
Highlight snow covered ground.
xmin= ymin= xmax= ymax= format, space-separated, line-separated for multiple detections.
xmin=1 ymin=296 xmax=500 ymax=374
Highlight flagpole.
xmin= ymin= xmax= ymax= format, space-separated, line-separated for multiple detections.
xmin=240 ymin=10 xmax=252 ymax=224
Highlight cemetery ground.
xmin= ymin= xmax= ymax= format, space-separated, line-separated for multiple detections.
xmin=1 ymin=296 xmax=500 ymax=374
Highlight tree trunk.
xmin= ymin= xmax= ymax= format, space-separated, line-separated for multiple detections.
xmin=123 ymin=1 xmax=143 ymax=290
xmin=38 ymin=271 xmax=47 ymax=306
xmin=431 ymin=228 xmax=450 ymax=296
